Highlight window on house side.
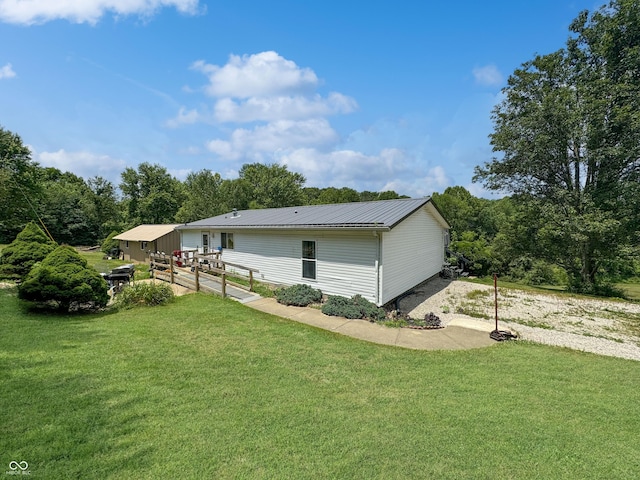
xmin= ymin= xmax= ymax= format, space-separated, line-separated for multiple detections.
xmin=302 ymin=240 xmax=316 ymax=280
xmin=221 ymin=233 xmax=234 ymax=249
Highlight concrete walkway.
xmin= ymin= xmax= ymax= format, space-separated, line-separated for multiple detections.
xmin=245 ymin=297 xmax=498 ymax=351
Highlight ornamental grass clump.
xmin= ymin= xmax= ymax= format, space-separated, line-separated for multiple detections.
xmin=275 ymin=284 xmax=323 ymax=307
xmin=114 ymin=281 xmax=174 ymax=309
xmin=322 ymin=294 xmax=386 ymax=322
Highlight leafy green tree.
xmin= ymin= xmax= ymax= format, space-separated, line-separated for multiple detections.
xmin=18 ymin=245 xmax=108 ymax=312
xmin=120 ymin=163 xmax=185 ymax=225
xmin=218 ymin=178 xmax=252 ymax=212
xmin=239 ymin=163 xmax=305 ymax=209
xmin=175 ymin=170 xmax=226 ymax=223
xmin=0 ymin=221 xmax=56 ymax=280
xmin=377 ymin=190 xmax=408 ymax=200
xmin=37 ymin=169 xmax=100 ymax=245
xmin=0 ymin=127 xmax=41 ymax=243
xmin=313 ymin=187 xmax=360 ymax=205
xmin=474 ymin=0 xmax=640 ymax=293
xmin=87 ymin=176 xmax=122 ymax=240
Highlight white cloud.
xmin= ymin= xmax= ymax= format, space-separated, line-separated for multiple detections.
xmin=381 ymin=166 xmax=451 ymax=198
xmin=472 ymin=64 xmax=503 ymax=87
xmin=206 ymin=119 xmax=340 ymax=161
xmin=280 ymin=147 xmax=414 ymax=191
xmin=213 ymin=92 xmax=357 ymax=123
xmin=192 ymin=51 xmax=319 ymax=99
xmin=0 ymin=62 xmax=15 ymax=79
xmin=0 ymin=0 xmax=201 ymax=25
xmin=36 ymin=149 xmax=126 ymax=181
xmin=166 ymin=107 xmax=202 ymax=128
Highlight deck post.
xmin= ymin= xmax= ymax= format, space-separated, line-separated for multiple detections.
xmin=249 ymin=270 xmax=254 ymax=292
xmin=195 ymin=265 xmax=200 ymax=292
xmin=170 ymin=254 xmax=175 ymax=284
xmin=221 ymin=272 xmax=226 ymax=298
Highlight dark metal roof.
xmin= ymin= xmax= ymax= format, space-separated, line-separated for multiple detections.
xmin=177 ymin=197 xmax=449 ymax=231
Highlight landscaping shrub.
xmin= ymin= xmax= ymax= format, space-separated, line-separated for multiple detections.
xmin=0 ymin=221 xmax=56 ymax=280
xmin=275 ymin=283 xmax=323 ymax=306
xmin=101 ymin=230 xmax=120 ymax=256
xmin=18 ymin=245 xmax=108 ymax=312
xmin=322 ymin=294 xmax=386 ymax=321
xmin=114 ymin=281 xmax=175 ymax=309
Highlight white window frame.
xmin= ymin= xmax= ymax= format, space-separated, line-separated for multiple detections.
xmin=202 ymin=233 xmax=209 ymax=254
xmin=302 ymin=240 xmax=317 ymax=280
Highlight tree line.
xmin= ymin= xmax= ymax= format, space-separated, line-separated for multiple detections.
xmin=0 ymin=130 xmax=408 ymax=246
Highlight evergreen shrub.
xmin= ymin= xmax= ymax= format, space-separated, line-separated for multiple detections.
xmin=18 ymin=245 xmax=108 ymax=312
xmin=101 ymin=230 xmax=121 ymax=256
xmin=322 ymin=294 xmax=386 ymax=321
xmin=0 ymin=221 xmax=56 ymax=280
xmin=275 ymin=283 xmax=323 ymax=306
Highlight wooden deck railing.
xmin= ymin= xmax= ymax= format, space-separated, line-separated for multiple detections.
xmin=149 ymin=252 xmax=259 ymax=298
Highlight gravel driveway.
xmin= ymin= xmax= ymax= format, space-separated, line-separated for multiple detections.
xmin=398 ymin=277 xmax=640 ymax=361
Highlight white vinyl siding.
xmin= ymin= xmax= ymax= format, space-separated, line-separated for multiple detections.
xmin=379 ymin=206 xmax=445 ymax=305
xmin=209 ymin=230 xmax=379 ymax=303
xmin=180 ymin=230 xmax=215 ymax=254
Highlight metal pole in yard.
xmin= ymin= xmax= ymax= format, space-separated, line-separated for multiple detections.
xmin=195 ymin=265 xmax=200 ymax=292
xmin=494 ymin=273 xmax=498 ymax=331
xmin=170 ymin=254 xmax=175 ymax=284
xmin=221 ymin=272 xmax=226 ymax=298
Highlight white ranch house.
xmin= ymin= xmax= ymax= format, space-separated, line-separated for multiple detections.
xmin=177 ymin=198 xmax=450 ymax=306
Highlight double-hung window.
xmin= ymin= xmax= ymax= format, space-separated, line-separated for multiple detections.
xmin=221 ymin=232 xmax=234 ymax=249
xmin=302 ymin=240 xmax=316 ymax=280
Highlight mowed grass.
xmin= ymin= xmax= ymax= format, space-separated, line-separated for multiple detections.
xmin=617 ymin=282 xmax=640 ymax=302
xmin=1 ymin=288 xmax=640 ymax=479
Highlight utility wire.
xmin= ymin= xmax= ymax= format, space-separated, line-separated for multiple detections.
xmin=9 ymin=175 xmax=57 ymax=244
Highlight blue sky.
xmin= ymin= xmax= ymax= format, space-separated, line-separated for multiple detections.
xmin=0 ymin=0 xmax=600 ymax=198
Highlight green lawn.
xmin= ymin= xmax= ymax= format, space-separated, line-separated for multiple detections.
xmin=1 ymin=287 xmax=639 ymax=479
xmin=617 ymin=281 xmax=640 ymax=302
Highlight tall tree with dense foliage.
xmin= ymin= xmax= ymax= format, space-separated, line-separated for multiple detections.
xmin=474 ymin=0 xmax=640 ymax=293
xmin=120 ymin=163 xmax=185 ymax=225
xmin=0 ymin=127 xmax=41 ymax=243
xmin=38 ymin=169 xmax=100 ymax=245
xmin=175 ymin=169 xmax=227 ymax=223
xmin=239 ymin=163 xmax=305 ymax=209
xmin=18 ymin=245 xmax=108 ymax=312
xmin=0 ymin=221 xmax=56 ymax=280
xmin=87 ymin=176 xmax=122 ymax=240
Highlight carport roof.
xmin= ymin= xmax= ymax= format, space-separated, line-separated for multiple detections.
xmin=113 ymin=224 xmax=180 ymax=242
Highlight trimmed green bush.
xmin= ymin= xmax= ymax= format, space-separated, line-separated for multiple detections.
xmin=0 ymin=221 xmax=56 ymax=280
xmin=18 ymin=245 xmax=108 ymax=312
xmin=101 ymin=230 xmax=121 ymax=256
xmin=321 ymin=294 xmax=386 ymax=321
xmin=114 ymin=281 xmax=175 ymax=309
xmin=275 ymin=284 xmax=323 ymax=306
